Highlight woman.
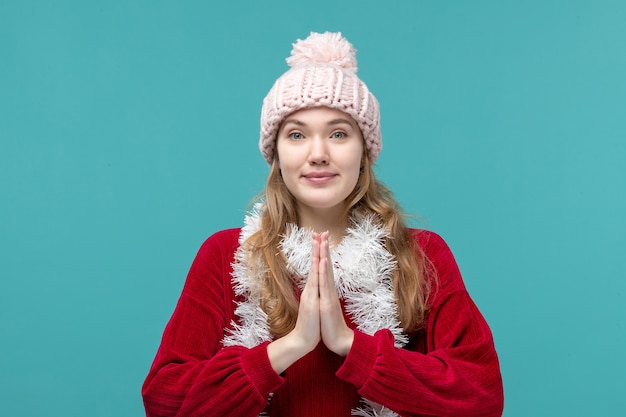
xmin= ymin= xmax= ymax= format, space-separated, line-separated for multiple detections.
xmin=142 ymin=32 xmax=504 ymax=417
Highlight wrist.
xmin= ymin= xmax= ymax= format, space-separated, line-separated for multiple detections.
xmin=267 ymin=332 xmax=315 ymax=374
xmin=345 ymin=329 xmax=355 ymax=356
xmin=335 ymin=329 xmax=355 ymax=357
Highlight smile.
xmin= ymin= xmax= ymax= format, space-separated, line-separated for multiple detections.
xmin=302 ymin=172 xmax=337 ymax=184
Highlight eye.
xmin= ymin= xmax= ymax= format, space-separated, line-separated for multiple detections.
xmin=331 ymin=131 xmax=347 ymax=139
xmin=289 ymin=132 xmax=304 ymax=140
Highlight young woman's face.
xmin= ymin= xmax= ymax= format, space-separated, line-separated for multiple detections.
xmin=276 ymin=107 xmax=364 ymax=215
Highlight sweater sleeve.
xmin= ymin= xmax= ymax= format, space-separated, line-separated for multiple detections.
xmin=336 ymin=231 xmax=504 ymax=417
xmin=142 ymin=229 xmax=285 ymax=417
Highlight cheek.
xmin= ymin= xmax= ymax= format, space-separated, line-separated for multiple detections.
xmin=276 ymin=141 xmax=300 ymax=166
xmin=345 ymin=145 xmax=364 ymax=173
xmin=275 ymin=154 xmax=300 ymax=184
xmin=275 ymin=143 xmax=285 ymax=165
xmin=341 ymin=156 xmax=363 ymax=188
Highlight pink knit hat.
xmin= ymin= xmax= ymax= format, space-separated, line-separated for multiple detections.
xmin=259 ymin=32 xmax=382 ymax=164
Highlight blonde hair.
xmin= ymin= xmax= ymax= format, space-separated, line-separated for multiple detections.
xmin=243 ymin=150 xmax=430 ymax=338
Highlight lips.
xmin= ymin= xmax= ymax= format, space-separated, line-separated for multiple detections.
xmin=302 ymin=171 xmax=337 ymax=183
xmin=304 ymin=171 xmax=335 ymax=178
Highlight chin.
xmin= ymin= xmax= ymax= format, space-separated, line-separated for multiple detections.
xmin=302 ymin=199 xmax=348 ymax=211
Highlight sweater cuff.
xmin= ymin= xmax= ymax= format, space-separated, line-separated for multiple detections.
xmin=336 ymin=329 xmax=380 ymax=389
xmin=241 ymin=342 xmax=285 ymax=396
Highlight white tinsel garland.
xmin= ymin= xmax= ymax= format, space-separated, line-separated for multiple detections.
xmin=223 ymin=204 xmax=404 ymax=417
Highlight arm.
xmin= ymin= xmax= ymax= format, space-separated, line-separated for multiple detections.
xmin=142 ymin=229 xmax=284 ymax=417
xmin=336 ymin=231 xmax=504 ymax=417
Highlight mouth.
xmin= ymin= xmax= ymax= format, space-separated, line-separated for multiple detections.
xmin=302 ymin=171 xmax=337 ymax=183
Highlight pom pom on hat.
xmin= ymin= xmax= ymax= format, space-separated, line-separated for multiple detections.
xmin=286 ymin=32 xmax=358 ymax=72
xmin=259 ymin=32 xmax=382 ymax=164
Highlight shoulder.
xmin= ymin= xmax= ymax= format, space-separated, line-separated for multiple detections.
xmin=204 ymin=227 xmax=242 ymax=245
xmin=409 ymin=229 xmax=454 ymax=263
xmin=178 ymin=228 xmax=244 ymax=298
xmin=408 ymin=229 xmax=465 ymax=292
xmin=195 ymin=228 xmax=242 ymax=261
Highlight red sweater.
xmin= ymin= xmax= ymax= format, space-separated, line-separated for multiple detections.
xmin=142 ymin=229 xmax=504 ymax=416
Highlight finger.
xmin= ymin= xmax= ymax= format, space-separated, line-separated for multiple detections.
xmin=294 ymin=233 xmax=320 ymax=348
xmin=318 ymin=232 xmax=336 ymax=292
xmin=318 ymin=232 xmax=327 ymax=286
xmin=318 ymin=233 xmax=353 ymax=356
xmin=304 ymin=233 xmax=321 ymax=294
xmin=312 ymin=232 xmax=321 ymax=264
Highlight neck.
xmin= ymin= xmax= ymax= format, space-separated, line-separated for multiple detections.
xmin=296 ymin=204 xmax=350 ymax=246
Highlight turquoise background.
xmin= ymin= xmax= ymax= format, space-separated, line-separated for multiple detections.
xmin=1 ymin=0 xmax=625 ymax=415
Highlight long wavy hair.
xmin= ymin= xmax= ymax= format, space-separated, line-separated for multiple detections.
xmin=243 ymin=147 xmax=431 ymax=338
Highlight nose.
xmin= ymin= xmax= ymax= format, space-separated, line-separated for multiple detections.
xmin=308 ymin=136 xmax=328 ymax=165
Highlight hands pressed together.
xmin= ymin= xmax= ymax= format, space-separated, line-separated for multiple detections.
xmin=267 ymin=232 xmax=355 ymax=374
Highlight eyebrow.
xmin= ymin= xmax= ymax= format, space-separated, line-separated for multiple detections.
xmin=328 ymin=118 xmax=355 ymax=126
xmin=281 ymin=118 xmax=355 ymax=127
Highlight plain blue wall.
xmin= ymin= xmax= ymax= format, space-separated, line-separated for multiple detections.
xmin=1 ymin=1 xmax=625 ymax=416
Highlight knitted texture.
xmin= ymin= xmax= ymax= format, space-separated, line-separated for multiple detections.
xmin=259 ymin=32 xmax=382 ymax=164
xmin=142 ymin=227 xmax=505 ymax=416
